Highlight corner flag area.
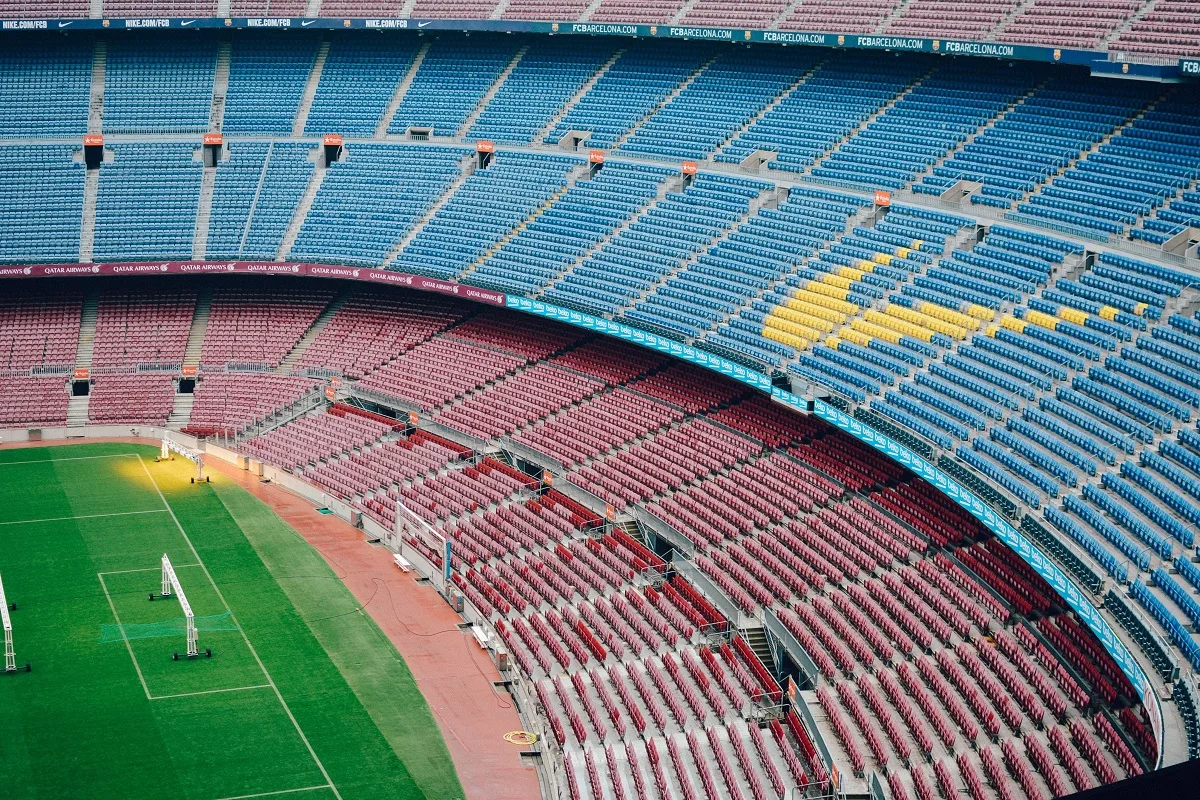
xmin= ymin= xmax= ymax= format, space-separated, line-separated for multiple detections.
xmin=0 ymin=442 xmax=464 ymax=800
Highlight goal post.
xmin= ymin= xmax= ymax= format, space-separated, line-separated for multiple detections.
xmin=159 ymin=436 xmax=207 ymax=483
xmin=0 ymin=572 xmax=14 ymax=673
xmin=156 ymin=554 xmax=199 ymax=658
xmin=395 ymin=498 xmax=451 ymax=593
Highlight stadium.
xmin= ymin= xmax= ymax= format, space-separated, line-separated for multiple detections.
xmin=0 ymin=2 xmax=1198 ymax=799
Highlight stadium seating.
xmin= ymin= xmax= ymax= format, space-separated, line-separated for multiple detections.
xmin=290 ymin=144 xmax=470 ymax=266
xmin=223 ymin=35 xmax=319 ymax=135
xmin=200 ymin=281 xmax=335 ymax=368
xmin=87 ymin=372 xmax=176 ymax=425
xmin=0 ymin=146 xmax=86 ymax=264
xmin=93 ymin=144 xmax=203 ymax=262
xmin=91 ymin=283 xmax=195 ymax=367
xmin=387 ymin=38 xmax=519 ymax=137
xmin=0 ymin=285 xmax=81 ymax=372
xmin=0 ymin=41 xmax=90 ymax=138
xmin=103 ymin=37 xmax=216 ymax=134
xmin=304 ymin=37 xmax=421 ymax=137
xmin=206 ymin=142 xmax=315 ymax=260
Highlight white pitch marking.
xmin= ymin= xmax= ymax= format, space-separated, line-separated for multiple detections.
xmin=213 ymin=785 xmax=332 ymax=800
xmin=97 ymin=573 xmax=153 ymax=701
xmin=0 ymin=453 xmax=140 ymax=466
xmin=151 ymin=684 xmax=272 ymax=701
xmin=0 ymin=509 xmax=168 ymax=526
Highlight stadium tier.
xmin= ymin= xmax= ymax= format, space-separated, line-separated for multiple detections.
xmin=0 ymin=23 xmax=1197 ymax=800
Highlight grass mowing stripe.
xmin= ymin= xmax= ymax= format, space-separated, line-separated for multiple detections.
xmin=135 ymin=455 xmax=345 ymax=800
xmin=208 ymin=473 xmax=466 ymax=800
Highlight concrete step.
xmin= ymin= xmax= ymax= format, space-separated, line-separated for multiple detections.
xmin=292 ymin=40 xmax=331 ymax=138
xmin=376 ymin=42 xmax=431 ymax=139
xmin=182 ymin=285 xmax=212 ymax=367
xmin=277 ymin=288 xmax=354 ymax=374
xmin=75 ymin=286 xmax=100 ymax=368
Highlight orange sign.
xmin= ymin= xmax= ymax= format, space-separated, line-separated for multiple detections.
xmin=604 ymin=504 xmax=615 ymax=521
xmin=588 ymin=149 xmax=605 ymax=164
xmin=407 ymin=411 xmax=419 ymax=426
xmin=475 ymin=140 xmax=495 ymax=153
xmin=329 ymin=376 xmax=342 ymax=388
xmin=542 ymin=470 xmax=553 ymax=486
xmin=681 ymin=161 xmax=699 ymax=175
xmin=83 ymin=135 xmax=103 ymax=146
xmin=203 ymin=133 xmax=223 ymax=146
xmin=874 ymin=190 xmax=892 ymax=207
xmin=323 ymin=134 xmax=343 ymax=147
xmin=72 ymin=368 xmax=89 ymax=380
xmin=181 ymin=365 xmax=198 ymax=377
xmin=324 ymin=386 xmax=336 ymax=400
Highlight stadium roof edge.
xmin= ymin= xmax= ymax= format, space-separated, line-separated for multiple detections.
xmin=0 ymin=16 xmax=1193 ymax=80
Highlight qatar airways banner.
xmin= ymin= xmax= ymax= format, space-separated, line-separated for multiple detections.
xmin=0 ymin=261 xmax=506 ymax=306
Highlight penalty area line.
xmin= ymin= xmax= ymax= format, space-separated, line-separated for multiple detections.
xmin=98 ymin=563 xmax=201 ymax=576
xmin=0 ymin=452 xmax=141 ymax=466
xmin=214 ymin=785 xmax=333 ymax=800
xmin=0 ymin=509 xmax=169 ymax=526
xmin=151 ymin=684 xmax=273 ymax=701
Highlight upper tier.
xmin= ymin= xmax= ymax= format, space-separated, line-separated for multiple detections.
xmin=0 ymin=1 xmax=1197 ymax=61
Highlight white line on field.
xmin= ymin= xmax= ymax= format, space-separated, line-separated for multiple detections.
xmin=214 ymin=785 xmax=332 ymax=800
xmin=0 ymin=453 xmax=140 ymax=466
xmin=97 ymin=572 xmax=153 ymax=701
xmin=98 ymin=563 xmax=200 ymax=576
xmin=0 ymin=509 xmax=168 ymax=526
xmin=152 ymin=684 xmax=272 ymax=701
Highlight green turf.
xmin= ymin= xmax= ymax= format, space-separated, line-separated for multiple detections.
xmin=0 ymin=443 xmax=464 ymax=800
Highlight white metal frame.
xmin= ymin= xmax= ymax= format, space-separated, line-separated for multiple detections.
xmin=161 ymin=436 xmax=205 ymax=483
xmin=0 ymin=572 xmax=13 ymax=673
xmin=395 ymin=498 xmax=451 ymax=593
xmin=159 ymin=554 xmax=198 ymax=658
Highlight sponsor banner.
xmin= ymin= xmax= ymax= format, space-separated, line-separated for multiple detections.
xmin=322 ymin=133 xmax=343 ymax=146
xmin=324 ymin=385 xmax=336 ymax=400
xmin=0 ymin=261 xmax=507 ymax=305
xmin=874 ymin=189 xmax=891 ymax=207
xmin=475 ymin=140 xmax=494 ymax=153
xmin=203 ymin=132 xmax=223 ymax=145
xmin=181 ymin=365 xmax=198 ymax=377
xmin=588 ymin=149 xmax=605 ymax=164
xmin=83 ymin=134 xmax=104 ymax=146
xmin=72 ymin=368 xmax=89 ymax=380
xmin=407 ymin=411 xmax=419 ymax=425
xmin=0 ymin=18 xmax=1152 ymax=72
xmin=1181 ymin=59 xmax=1200 ymax=77
xmin=681 ymin=161 xmax=699 ymax=175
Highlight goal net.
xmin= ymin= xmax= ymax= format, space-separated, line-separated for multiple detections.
xmin=0 ymin=572 xmax=13 ymax=673
xmin=155 ymin=555 xmax=199 ymax=658
xmin=395 ymin=498 xmax=451 ymax=593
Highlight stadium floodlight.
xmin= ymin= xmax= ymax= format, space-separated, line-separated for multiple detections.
xmin=159 ymin=436 xmax=208 ymax=483
xmin=153 ymin=554 xmax=210 ymax=659
xmin=395 ymin=498 xmax=451 ymax=592
xmin=0 ymin=571 xmax=14 ymax=673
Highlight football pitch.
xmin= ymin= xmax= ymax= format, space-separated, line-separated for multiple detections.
xmin=0 ymin=442 xmax=464 ymax=800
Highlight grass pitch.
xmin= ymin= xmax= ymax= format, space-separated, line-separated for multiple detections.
xmin=0 ymin=442 xmax=464 ymax=800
